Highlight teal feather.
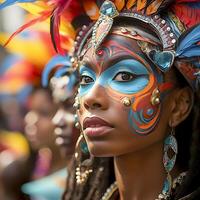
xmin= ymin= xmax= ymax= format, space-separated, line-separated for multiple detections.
xmin=176 ymin=24 xmax=200 ymax=58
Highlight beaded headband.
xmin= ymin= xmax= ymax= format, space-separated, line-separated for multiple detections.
xmin=72 ymin=0 xmax=200 ymax=91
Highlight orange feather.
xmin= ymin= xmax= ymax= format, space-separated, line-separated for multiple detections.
xmin=83 ymin=0 xmax=99 ymax=20
xmin=126 ymin=0 xmax=137 ymax=9
xmin=115 ymin=0 xmax=125 ymax=11
xmin=137 ymin=0 xmax=147 ymax=11
xmin=146 ymin=0 xmax=163 ymax=15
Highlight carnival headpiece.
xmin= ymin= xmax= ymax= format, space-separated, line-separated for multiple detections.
xmin=1 ymin=0 xmax=200 ymax=91
xmin=71 ymin=0 xmax=200 ymax=91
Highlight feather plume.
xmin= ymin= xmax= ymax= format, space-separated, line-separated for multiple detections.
xmin=115 ymin=0 xmax=125 ymax=11
xmin=137 ymin=0 xmax=147 ymax=11
xmin=50 ymin=0 xmax=73 ymax=55
xmin=4 ymin=11 xmax=51 ymax=47
xmin=83 ymin=0 xmax=99 ymax=20
xmin=176 ymin=24 xmax=200 ymax=58
xmin=0 ymin=0 xmax=35 ymax=10
xmin=146 ymin=0 xmax=163 ymax=15
xmin=172 ymin=1 xmax=200 ymax=28
xmin=126 ymin=0 xmax=137 ymax=9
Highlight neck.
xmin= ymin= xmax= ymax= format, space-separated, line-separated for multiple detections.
xmin=114 ymin=141 xmax=166 ymax=200
xmin=49 ymin=146 xmax=67 ymax=173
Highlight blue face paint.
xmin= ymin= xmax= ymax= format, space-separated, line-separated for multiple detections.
xmin=79 ymin=59 xmax=149 ymax=96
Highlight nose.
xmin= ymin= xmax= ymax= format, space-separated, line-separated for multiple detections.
xmin=82 ymin=83 xmax=109 ymax=111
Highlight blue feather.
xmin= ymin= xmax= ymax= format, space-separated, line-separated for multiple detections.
xmin=178 ymin=45 xmax=200 ymax=58
xmin=176 ymin=24 xmax=200 ymax=57
xmin=42 ymin=54 xmax=71 ymax=87
xmin=0 ymin=0 xmax=35 ymax=10
xmin=186 ymin=2 xmax=200 ymax=9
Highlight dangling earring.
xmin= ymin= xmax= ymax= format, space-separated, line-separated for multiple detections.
xmin=75 ymin=133 xmax=93 ymax=185
xmin=159 ymin=126 xmax=178 ymax=199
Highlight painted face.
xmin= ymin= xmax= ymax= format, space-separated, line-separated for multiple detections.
xmin=78 ymin=34 xmax=172 ymax=156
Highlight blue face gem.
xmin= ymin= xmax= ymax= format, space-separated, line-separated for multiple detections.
xmin=148 ymin=50 xmax=175 ymax=72
xmin=146 ymin=108 xmax=154 ymax=116
xmin=100 ymin=0 xmax=118 ymax=18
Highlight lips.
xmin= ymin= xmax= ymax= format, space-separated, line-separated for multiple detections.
xmin=83 ymin=116 xmax=114 ymax=137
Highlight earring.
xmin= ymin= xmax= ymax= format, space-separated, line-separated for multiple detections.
xmin=151 ymin=88 xmax=160 ymax=106
xmin=122 ymin=97 xmax=132 ymax=107
xmin=159 ymin=127 xmax=178 ymax=199
xmin=75 ymin=133 xmax=93 ymax=185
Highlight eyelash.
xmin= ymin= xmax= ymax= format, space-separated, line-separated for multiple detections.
xmin=80 ymin=75 xmax=94 ymax=85
xmin=113 ymin=72 xmax=136 ymax=82
xmin=80 ymin=71 xmax=136 ymax=86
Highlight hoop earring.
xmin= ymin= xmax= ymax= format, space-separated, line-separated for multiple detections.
xmin=159 ymin=127 xmax=178 ymax=199
xmin=75 ymin=133 xmax=93 ymax=185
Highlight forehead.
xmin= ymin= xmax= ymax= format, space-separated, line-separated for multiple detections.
xmin=81 ymin=34 xmax=150 ymax=73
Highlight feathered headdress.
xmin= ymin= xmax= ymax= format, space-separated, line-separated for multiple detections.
xmin=70 ymin=0 xmax=200 ymax=91
xmin=1 ymin=0 xmax=200 ymax=90
xmin=0 ymin=0 xmax=95 ymax=54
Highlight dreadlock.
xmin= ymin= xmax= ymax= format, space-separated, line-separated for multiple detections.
xmin=63 ymin=156 xmax=114 ymax=200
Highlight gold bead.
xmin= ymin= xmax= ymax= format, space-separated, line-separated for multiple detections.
xmin=122 ymin=97 xmax=131 ymax=107
xmin=75 ymin=122 xmax=80 ymax=129
xmin=151 ymin=88 xmax=160 ymax=106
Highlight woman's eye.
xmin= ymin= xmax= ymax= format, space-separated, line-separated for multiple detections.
xmin=80 ymin=75 xmax=94 ymax=85
xmin=113 ymin=72 xmax=135 ymax=82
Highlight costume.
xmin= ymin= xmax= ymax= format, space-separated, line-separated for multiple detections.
xmin=1 ymin=0 xmax=200 ymax=200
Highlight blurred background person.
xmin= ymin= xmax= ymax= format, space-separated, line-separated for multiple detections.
xmin=42 ymin=55 xmax=80 ymax=160
xmin=0 ymin=19 xmax=69 ymax=199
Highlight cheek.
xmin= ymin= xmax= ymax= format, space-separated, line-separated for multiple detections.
xmin=126 ymin=74 xmax=162 ymax=136
xmin=129 ymin=91 xmax=161 ymax=135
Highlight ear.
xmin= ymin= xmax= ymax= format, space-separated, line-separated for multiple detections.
xmin=169 ymin=87 xmax=193 ymax=127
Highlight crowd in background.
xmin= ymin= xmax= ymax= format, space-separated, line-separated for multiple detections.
xmin=0 ymin=7 xmax=79 ymax=200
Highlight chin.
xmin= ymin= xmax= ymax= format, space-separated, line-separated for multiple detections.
xmin=87 ymin=142 xmax=119 ymax=157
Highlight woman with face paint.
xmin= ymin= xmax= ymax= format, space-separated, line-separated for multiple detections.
xmin=63 ymin=1 xmax=200 ymax=200
xmin=1 ymin=0 xmax=200 ymax=199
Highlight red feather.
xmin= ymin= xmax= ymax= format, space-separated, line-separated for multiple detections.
xmin=4 ymin=11 xmax=51 ymax=47
xmin=50 ymin=0 xmax=84 ymax=54
xmin=172 ymin=1 xmax=200 ymax=28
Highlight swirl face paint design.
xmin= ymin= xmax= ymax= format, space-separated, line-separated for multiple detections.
xmin=79 ymin=36 xmax=172 ymax=135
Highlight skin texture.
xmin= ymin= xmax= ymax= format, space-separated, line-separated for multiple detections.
xmin=78 ymin=34 xmax=172 ymax=157
xmin=77 ymin=32 xmax=193 ymax=200
xmin=52 ymin=98 xmax=80 ymax=157
xmin=25 ymin=89 xmax=57 ymax=150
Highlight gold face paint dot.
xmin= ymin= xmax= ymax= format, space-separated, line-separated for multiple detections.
xmin=122 ymin=97 xmax=132 ymax=107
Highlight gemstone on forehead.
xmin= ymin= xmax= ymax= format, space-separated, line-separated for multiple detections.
xmin=100 ymin=0 xmax=119 ymax=18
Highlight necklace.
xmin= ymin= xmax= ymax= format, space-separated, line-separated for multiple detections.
xmin=101 ymin=172 xmax=187 ymax=200
xmin=101 ymin=181 xmax=118 ymax=200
